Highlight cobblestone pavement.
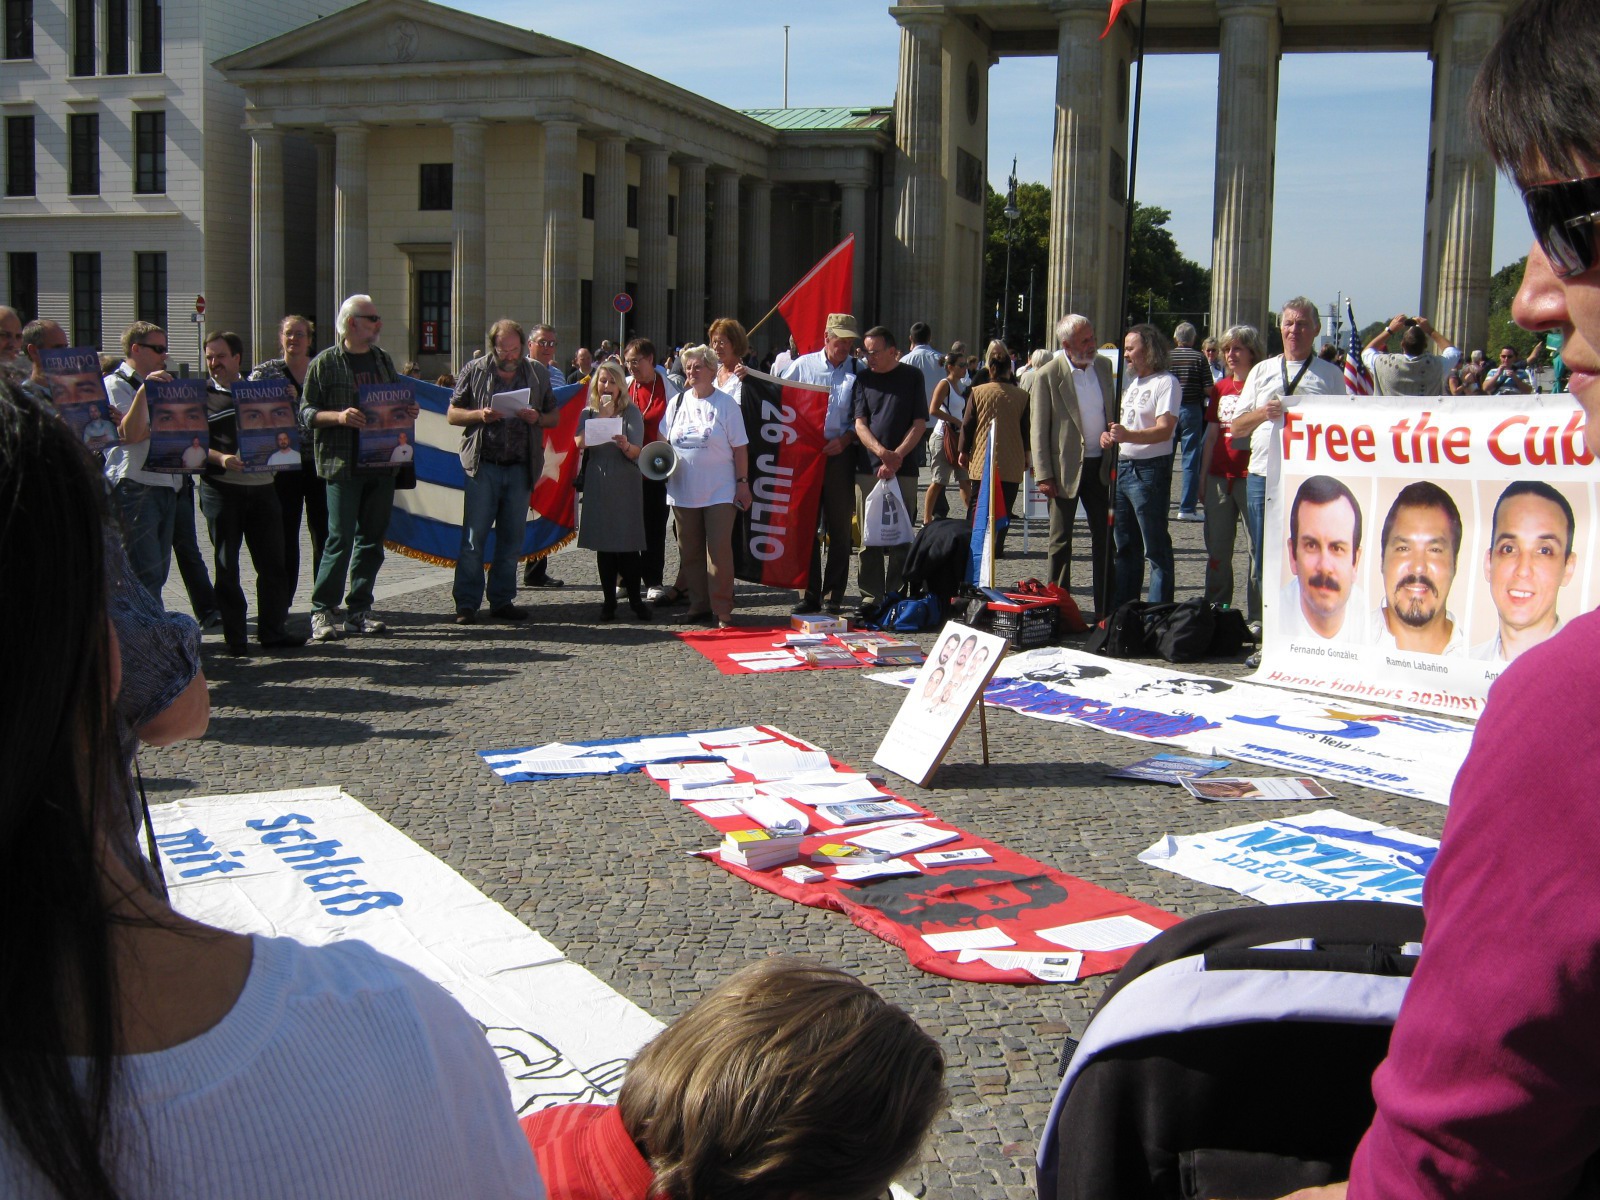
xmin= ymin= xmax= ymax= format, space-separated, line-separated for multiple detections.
xmin=154 ymin=482 xmax=1448 ymax=1200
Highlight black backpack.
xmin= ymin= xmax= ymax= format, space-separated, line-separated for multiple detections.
xmin=1037 ymin=902 xmax=1424 ymax=1200
xmin=1089 ymin=599 xmax=1255 ymax=663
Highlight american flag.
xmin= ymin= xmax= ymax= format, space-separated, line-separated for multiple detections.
xmin=1344 ymin=302 xmax=1373 ymax=396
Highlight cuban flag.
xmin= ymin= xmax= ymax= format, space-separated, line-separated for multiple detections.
xmin=966 ymin=421 xmax=1000 ymax=587
xmin=385 ymin=378 xmax=587 ymax=567
xmin=1344 ymin=302 xmax=1374 ymax=396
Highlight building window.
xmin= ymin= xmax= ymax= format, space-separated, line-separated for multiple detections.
xmin=70 ymin=0 xmax=93 ymax=75
xmin=579 ymin=279 xmax=592 ymax=350
xmin=9 ymin=252 xmax=37 ymax=323
xmin=416 ymin=269 xmax=450 ymax=356
xmin=626 ymin=184 xmax=638 ymax=229
xmin=134 ymin=111 xmax=164 ymax=193
xmin=137 ymin=0 xmax=159 ymax=73
xmin=667 ymin=194 xmax=677 ymax=237
xmin=135 ymin=251 xmax=165 ymax=326
xmin=418 ymin=162 xmax=452 ymax=211
xmin=71 ymin=251 xmax=101 ymax=349
xmin=3 ymin=0 xmax=32 ymax=60
xmin=105 ymin=0 xmax=127 ymax=74
xmin=581 ymin=172 xmax=594 ymax=220
xmin=69 ymin=114 xmax=98 ymax=195
xmin=5 ymin=115 xmax=33 ymax=197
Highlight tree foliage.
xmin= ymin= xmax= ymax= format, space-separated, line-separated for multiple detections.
xmin=1485 ymin=257 xmax=1541 ymax=358
xmin=981 ymin=183 xmax=1211 ymax=351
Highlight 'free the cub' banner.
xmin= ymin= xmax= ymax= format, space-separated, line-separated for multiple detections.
xmin=1257 ymin=393 xmax=1596 ymax=718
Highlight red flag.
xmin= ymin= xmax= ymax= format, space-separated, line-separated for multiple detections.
xmin=733 ymin=370 xmax=831 ymax=589
xmin=775 ymin=235 xmax=854 ymax=355
xmin=1101 ymin=0 xmax=1133 ymax=37
xmin=527 ymin=383 xmax=587 ymax=531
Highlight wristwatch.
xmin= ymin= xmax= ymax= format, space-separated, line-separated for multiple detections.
xmin=736 ymin=476 xmax=748 ymax=483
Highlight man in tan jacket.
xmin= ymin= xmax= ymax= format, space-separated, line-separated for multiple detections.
xmin=1027 ymin=313 xmax=1116 ymax=619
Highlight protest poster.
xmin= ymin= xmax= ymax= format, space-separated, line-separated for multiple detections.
xmin=40 ymin=347 xmax=117 ymax=450
xmin=1259 ymin=393 xmax=1595 ymax=718
xmin=874 ymin=622 xmax=1008 ymax=786
xmin=1138 ymin=808 xmax=1438 ymax=906
xmin=151 ymin=787 xmax=663 ymax=1113
xmin=232 ymin=377 xmax=301 ymax=471
xmin=143 ymin=378 xmax=209 ymax=472
xmin=733 ymin=368 xmax=830 ymax=589
xmin=355 ymin=379 xmax=416 ymax=468
xmin=868 ymin=645 xmax=1475 ymax=804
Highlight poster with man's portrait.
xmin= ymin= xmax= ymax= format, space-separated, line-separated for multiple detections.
xmin=143 ymin=378 xmax=209 ymax=473
xmin=874 ymin=622 xmax=1007 ymax=787
xmin=233 ymin=378 xmax=302 ymax=472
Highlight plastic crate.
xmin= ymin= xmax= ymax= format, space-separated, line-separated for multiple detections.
xmin=984 ymin=595 xmax=1060 ymax=649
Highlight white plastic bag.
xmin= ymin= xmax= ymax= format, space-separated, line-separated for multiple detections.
xmin=862 ymin=477 xmax=914 ymax=547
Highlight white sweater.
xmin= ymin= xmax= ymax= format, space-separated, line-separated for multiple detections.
xmin=1 ymin=935 xmax=543 ymax=1199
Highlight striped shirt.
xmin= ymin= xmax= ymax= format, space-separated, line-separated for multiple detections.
xmin=519 ymin=1104 xmax=654 ymax=1200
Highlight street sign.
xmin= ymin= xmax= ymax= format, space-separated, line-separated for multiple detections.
xmin=612 ymin=293 xmax=633 ymax=313
xmin=195 ymin=295 xmax=206 ymax=315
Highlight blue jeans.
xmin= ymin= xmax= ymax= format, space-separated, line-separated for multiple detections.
xmin=1245 ymin=473 xmax=1266 ymax=622
xmin=453 ymin=460 xmax=531 ymax=612
xmin=111 ymin=478 xmax=179 ymax=602
xmin=1176 ymin=402 xmax=1206 ymax=514
xmin=172 ymin=477 xmax=220 ymax=620
xmin=313 ymin=472 xmax=397 ymax=615
xmin=1112 ymin=455 xmax=1174 ymax=610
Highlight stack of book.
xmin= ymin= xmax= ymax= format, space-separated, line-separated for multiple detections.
xmin=720 ymin=827 xmax=803 ymax=869
xmin=809 ymin=841 xmax=892 ymax=865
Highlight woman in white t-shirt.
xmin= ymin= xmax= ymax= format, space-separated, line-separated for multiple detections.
xmin=0 ymin=385 xmax=541 ymax=1200
xmin=924 ymin=352 xmax=972 ymax=524
xmin=664 ymin=344 xmax=751 ymax=627
xmin=1106 ymin=323 xmax=1181 ymax=610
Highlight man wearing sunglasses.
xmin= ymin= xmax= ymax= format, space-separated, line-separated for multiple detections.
xmin=1279 ymin=4 xmax=1600 ymax=1199
xmin=1485 ymin=345 xmax=1534 ymax=394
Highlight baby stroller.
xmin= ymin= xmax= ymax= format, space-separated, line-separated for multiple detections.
xmin=1036 ymin=901 xmax=1424 ymax=1200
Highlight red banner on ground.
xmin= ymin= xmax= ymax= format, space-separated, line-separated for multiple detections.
xmin=734 ymin=371 xmax=830 ymax=590
xmin=775 ymin=235 xmax=854 ymax=354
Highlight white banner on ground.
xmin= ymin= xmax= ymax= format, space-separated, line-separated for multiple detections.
xmin=1137 ymin=808 xmax=1439 ymax=906
xmin=868 ymin=646 xmax=1474 ymax=805
xmin=1258 ymin=393 xmax=1595 ymax=718
xmin=151 ymin=787 xmax=663 ymax=1114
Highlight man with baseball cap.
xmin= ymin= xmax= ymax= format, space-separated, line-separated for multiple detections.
xmin=782 ymin=312 xmax=860 ymax=614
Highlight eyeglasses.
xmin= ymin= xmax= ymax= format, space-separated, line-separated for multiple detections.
xmin=136 ymin=342 xmax=168 ymax=353
xmin=532 ymin=338 xmax=557 ymax=348
xmin=353 ymin=313 xmax=381 ymax=323
xmin=1523 ymin=175 xmax=1600 ymax=277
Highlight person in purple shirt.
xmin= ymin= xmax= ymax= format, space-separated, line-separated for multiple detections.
xmin=1281 ymin=3 xmax=1600 ymax=1198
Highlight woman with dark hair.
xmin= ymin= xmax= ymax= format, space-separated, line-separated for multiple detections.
xmin=1107 ymin=323 xmax=1180 ymax=610
xmin=623 ymin=337 xmax=675 ymax=602
xmin=0 ymin=384 xmax=539 ymax=1197
xmin=959 ymin=339 xmax=1031 ymax=555
xmin=707 ymin=318 xmax=749 ymax=405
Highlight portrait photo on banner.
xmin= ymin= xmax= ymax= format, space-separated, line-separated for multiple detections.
xmin=874 ymin=622 xmax=1008 ymax=787
xmin=1261 ymin=394 xmax=1597 ymax=717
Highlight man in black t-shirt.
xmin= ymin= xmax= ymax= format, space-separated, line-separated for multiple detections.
xmin=1169 ymin=321 xmax=1213 ymax=520
xmin=850 ymin=325 xmax=927 ymax=611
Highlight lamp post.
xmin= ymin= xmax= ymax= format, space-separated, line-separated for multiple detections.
xmin=1000 ymin=158 xmax=1019 ymax=343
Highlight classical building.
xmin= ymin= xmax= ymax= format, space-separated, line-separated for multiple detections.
xmin=885 ymin=0 xmax=1514 ymax=354
xmin=216 ymin=0 xmax=891 ymax=372
xmin=0 ymin=0 xmax=356 ymax=364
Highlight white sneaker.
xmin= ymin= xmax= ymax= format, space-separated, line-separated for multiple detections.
xmin=344 ymin=610 xmax=388 ymax=635
xmin=645 ymin=586 xmax=668 ymax=603
xmin=311 ymin=611 xmax=340 ymax=642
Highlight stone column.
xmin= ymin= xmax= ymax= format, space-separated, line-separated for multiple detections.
xmin=331 ymin=123 xmax=368 ymax=304
xmin=840 ymin=181 xmax=869 ymax=320
xmin=591 ymin=134 xmax=627 ymax=349
xmin=1423 ymin=0 xmax=1502 ymax=353
xmin=450 ymin=119 xmax=486 ymax=368
xmin=637 ymin=145 xmax=670 ymax=343
xmin=314 ymin=137 xmax=335 ymax=339
xmin=250 ymin=126 xmax=284 ymax=365
xmin=710 ymin=167 xmax=741 ymax=321
xmin=742 ymin=179 xmax=772 ymax=349
xmin=890 ymin=12 xmax=944 ymax=335
xmin=1047 ymin=1 xmax=1112 ymax=330
xmin=675 ymin=159 xmax=707 ymax=344
xmin=541 ymin=118 xmax=580 ymax=343
xmin=1210 ymin=0 xmax=1280 ymax=337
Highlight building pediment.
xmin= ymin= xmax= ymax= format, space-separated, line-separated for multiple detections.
xmin=218 ymin=0 xmax=577 ymax=73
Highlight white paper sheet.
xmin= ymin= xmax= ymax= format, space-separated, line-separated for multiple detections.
xmin=583 ymin=416 xmax=624 ymax=445
xmin=743 ymin=743 xmax=832 ymax=780
xmin=727 ymin=654 xmax=802 ymax=672
xmin=848 ymin=821 xmax=960 ymax=856
xmin=955 ymin=948 xmax=1084 ymax=982
xmin=645 ymin=761 xmax=735 ymax=784
xmin=1037 ymin=915 xmax=1164 ymax=952
xmin=490 ymin=388 xmax=530 ymax=417
xmin=922 ymin=926 xmax=1016 ymax=952
xmin=617 ymin=736 xmax=710 ymax=764
xmin=694 ymin=727 xmax=775 ymax=748
xmin=736 ymin=795 xmax=812 ymax=833
xmin=493 ymin=755 xmax=613 ymax=775
xmin=669 ymin=782 xmax=757 ymax=803
xmin=834 ymin=858 xmax=922 ymax=882
xmin=686 ymin=800 xmax=743 ymax=818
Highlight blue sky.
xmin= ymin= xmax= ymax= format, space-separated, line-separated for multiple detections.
xmin=458 ymin=0 xmax=1531 ymax=331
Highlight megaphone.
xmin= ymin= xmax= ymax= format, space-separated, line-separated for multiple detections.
xmin=638 ymin=440 xmax=678 ymax=481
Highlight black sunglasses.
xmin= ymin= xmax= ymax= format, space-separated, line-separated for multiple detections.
xmin=1523 ymin=175 xmax=1600 ymax=277
xmin=137 ymin=341 xmax=168 ymax=353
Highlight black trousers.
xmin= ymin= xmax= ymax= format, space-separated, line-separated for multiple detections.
xmin=802 ymin=451 xmax=857 ymax=606
xmin=199 ymin=479 xmax=294 ymax=645
xmin=1048 ymin=458 xmax=1110 ymax=620
xmin=641 ymin=476 xmax=670 ymax=588
xmin=273 ymin=466 xmax=328 ymax=600
xmin=595 ymin=550 xmax=644 ymax=607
